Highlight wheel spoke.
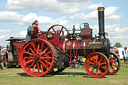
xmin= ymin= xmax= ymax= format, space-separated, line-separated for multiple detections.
xmin=40 ymin=64 xmax=44 ymax=72
xmin=52 ymin=27 xmax=57 ymax=34
xmin=44 ymin=60 xmax=51 ymax=65
xmin=101 ymin=66 xmax=106 ymax=70
xmin=40 ymin=47 xmax=49 ymax=55
xmin=41 ymin=57 xmax=52 ymax=60
xmin=88 ymin=66 xmax=92 ymax=69
xmin=96 ymin=69 xmax=98 ymax=75
xmin=43 ymin=51 xmax=52 ymax=56
xmin=100 ymin=62 xmax=107 ymax=66
xmin=24 ymin=51 xmax=33 ymax=56
xmin=113 ymin=65 xmax=118 ymax=68
xmin=24 ymin=57 xmax=34 ymax=60
xmin=91 ymin=57 xmax=95 ymax=62
xmin=91 ymin=68 xmax=94 ymax=73
xmin=40 ymin=43 xmax=44 ymax=51
xmin=25 ymin=60 xmax=34 ymax=65
xmin=110 ymin=66 xmax=115 ymax=72
xmin=87 ymin=61 xmax=93 ymax=64
xmin=32 ymin=64 xmax=37 ymax=72
xmin=59 ymin=27 xmax=63 ymax=35
xmin=37 ymin=63 xmax=40 ymax=73
xmin=40 ymin=61 xmax=48 ymax=68
xmin=60 ymin=27 xmax=63 ymax=31
xmin=109 ymin=59 xmax=113 ymax=62
xmin=113 ymin=60 xmax=118 ymax=63
xmin=99 ymin=58 xmax=102 ymax=63
xmin=99 ymin=69 xmax=103 ymax=74
xmin=37 ymin=43 xmax=40 ymax=53
xmin=95 ymin=55 xmax=98 ymax=62
xmin=31 ymin=43 xmax=37 ymax=52
xmin=29 ymin=48 xmax=35 ymax=55
xmin=28 ymin=61 xmax=35 ymax=70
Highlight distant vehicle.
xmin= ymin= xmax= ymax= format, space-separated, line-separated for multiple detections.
xmin=4 ymin=37 xmax=25 ymax=68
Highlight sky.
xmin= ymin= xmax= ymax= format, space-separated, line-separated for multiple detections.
xmin=0 ymin=0 xmax=128 ymax=47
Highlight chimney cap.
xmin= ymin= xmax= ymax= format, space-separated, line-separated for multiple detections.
xmin=97 ymin=7 xmax=105 ymax=11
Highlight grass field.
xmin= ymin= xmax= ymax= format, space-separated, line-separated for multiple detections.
xmin=0 ymin=60 xmax=128 ymax=85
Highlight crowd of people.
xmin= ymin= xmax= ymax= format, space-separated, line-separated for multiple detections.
xmin=113 ymin=47 xmax=128 ymax=67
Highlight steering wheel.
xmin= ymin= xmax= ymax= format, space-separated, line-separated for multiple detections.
xmin=47 ymin=24 xmax=69 ymax=36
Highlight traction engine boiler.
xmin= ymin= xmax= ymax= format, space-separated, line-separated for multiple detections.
xmin=12 ymin=7 xmax=120 ymax=78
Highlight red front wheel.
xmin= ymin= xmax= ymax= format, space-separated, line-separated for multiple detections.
xmin=108 ymin=52 xmax=120 ymax=75
xmin=85 ymin=52 xmax=109 ymax=78
xmin=20 ymin=39 xmax=57 ymax=77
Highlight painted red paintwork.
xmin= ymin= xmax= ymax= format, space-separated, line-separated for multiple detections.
xmin=13 ymin=42 xmax=25 ymax=65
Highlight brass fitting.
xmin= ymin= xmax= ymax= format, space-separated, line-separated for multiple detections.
xmin=97 ymin=7 xmax=105 ymax=11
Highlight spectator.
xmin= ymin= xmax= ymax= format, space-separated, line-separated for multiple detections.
xmin=114 ymin=47 xmax=119 ymax=56
xmin=122 ymin=47 xmax=128 ymax=67
xmin=77 ymin=56 xmax=84 ymax=68
xmin=0 ymin=49 xmax=3 ymax=70
xmin=110 ymin=47 xmax=114 ymax=52
xmin=113 ymin=47 xmax=119 ymax=66
xmin=25 ymin=20 xmax=44 ymax=42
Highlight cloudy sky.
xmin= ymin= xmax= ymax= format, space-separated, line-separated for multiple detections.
xmin=0 ymin=0 xmax=128 ymax=47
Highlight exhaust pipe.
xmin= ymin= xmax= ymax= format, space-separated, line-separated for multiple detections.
xmin=97 ymin=7 xmax=105 ymax=38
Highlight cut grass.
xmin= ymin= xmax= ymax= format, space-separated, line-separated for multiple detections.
xmin=0 ymin=60 xmax=128 ymax=85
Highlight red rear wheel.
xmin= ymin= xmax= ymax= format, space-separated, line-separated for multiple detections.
xmin=20 ymin=39 xmax=57 ymax=77
xmin=108 ymin=52 xmax=120 ymax=75
xmin=85 ymin=52 xmax=109 ymax=78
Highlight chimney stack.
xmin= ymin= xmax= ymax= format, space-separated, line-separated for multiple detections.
xmin=97 ymin=7 xmax=105 ymax=38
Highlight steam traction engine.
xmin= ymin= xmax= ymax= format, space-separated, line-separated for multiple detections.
xmin=5 ymin=37 xmax=25 ymax=68
xmin=17 ymin=7 xmax=120 ymax=78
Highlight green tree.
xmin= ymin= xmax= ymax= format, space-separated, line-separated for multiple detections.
xmin=113 ymin=42 xmax=122 ymax=48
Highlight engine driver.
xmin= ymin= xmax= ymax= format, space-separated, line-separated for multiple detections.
xmin=25 ymin=20 xmax=44 ymax=42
